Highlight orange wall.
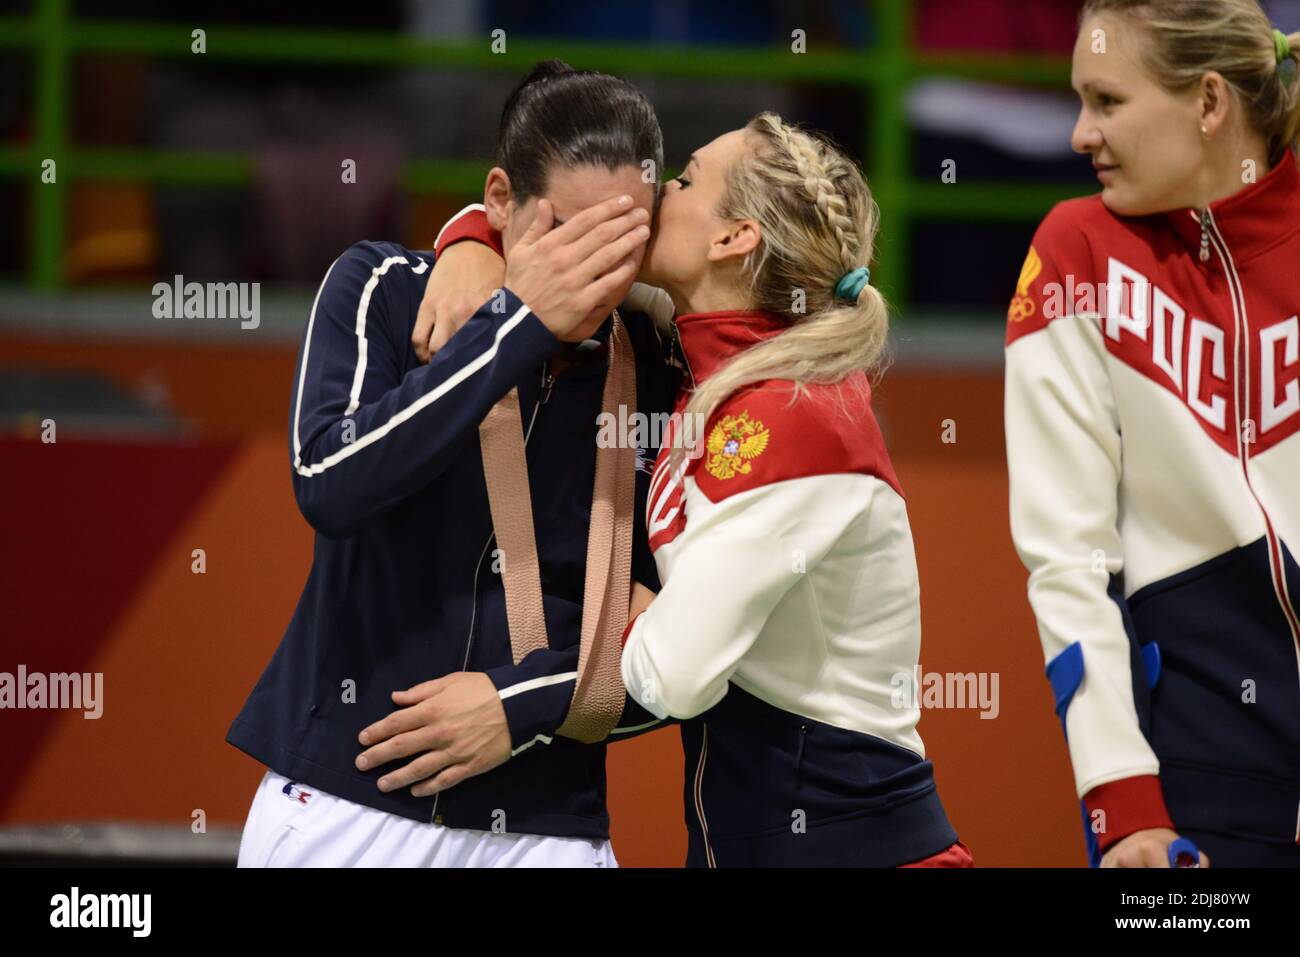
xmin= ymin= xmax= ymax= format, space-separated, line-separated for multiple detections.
xmin=0 ymin=333 xmax=1085 ymax=866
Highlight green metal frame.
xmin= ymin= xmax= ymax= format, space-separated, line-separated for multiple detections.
xmin=0 ymin=0 xmax=1092 ymax=307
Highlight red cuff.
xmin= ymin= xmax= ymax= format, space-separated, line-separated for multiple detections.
xmin=434 ymin=206 xmax=503 ymax=258
xmin=1083 ymin=774 xmax=1175 ymax=853
xmin=621 ymin=610 xmax=644 ymax=649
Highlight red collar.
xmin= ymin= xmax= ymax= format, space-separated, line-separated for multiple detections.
xmin=672 ymin=309 xmax=788 ymax=385
xmin=1164 ymin=150 xmax=1300 ymax=263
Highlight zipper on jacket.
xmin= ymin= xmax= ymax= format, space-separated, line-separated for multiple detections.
xmin=1202 ymin=210 xmax=1300 ymax=717
xmin=541 ymin=364 xmax=556 ymax=405
xmin=431 ymin=367 xmax=547 ymax=825
xmin=693 ymin=723 xmax=716 ymax=868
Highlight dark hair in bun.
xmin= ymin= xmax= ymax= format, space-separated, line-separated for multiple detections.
xmin=496 ymin=59 xmax=663 ymax=202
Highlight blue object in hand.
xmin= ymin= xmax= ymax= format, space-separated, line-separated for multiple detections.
xmin=1167 ymin=836 xmax=1201 ymax=868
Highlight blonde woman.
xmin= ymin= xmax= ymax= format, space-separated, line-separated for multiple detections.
xmin=420 ymin=112 xmax=968 ymax=868
xmin=1006 ymin=0 xmax=1300 ymax=867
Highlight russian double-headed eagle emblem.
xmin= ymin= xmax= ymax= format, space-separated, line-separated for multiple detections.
xmin=704 ymin=409 xmax=770 ymax=480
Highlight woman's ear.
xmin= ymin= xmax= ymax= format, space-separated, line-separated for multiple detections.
xmin=706 ymin=219 xmax=761 ymax=264
xmin=483 ymin=168 xmax=513 ymax=231
xmin=1197 ymin=71 xmax=1231 ymax=137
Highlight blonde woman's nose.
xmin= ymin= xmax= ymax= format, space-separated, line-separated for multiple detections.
xmin=1070 ymin=109 xmax=1103 ymax=155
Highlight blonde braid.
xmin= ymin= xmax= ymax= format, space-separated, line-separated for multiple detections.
xmin=767 ymin=117 xmax=859 ymax=267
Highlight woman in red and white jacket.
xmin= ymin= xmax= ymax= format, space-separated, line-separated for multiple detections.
xmin=425 ymin=111 xmax=969 ymax=867
xmin=1007 ymin=0 xmax=1300 ymax=867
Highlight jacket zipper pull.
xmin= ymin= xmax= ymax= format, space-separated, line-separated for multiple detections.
xmin=541 ymin=362 xmax=556 ymax=405
xmin=1199 ymin=209 xmax=1211 ymax=262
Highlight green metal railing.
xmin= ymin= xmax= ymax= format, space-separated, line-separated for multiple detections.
xmin=0 ymin=0 xmax=1091 ymax=308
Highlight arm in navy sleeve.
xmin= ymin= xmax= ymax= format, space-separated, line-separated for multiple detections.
xmin=482 ymin=467 xmax=672 ymax=753
xmin=483 ymin=352 xmax=673 ymax=754
xmin=428 ymin=212 xmax=677 ymax=751
xmin=484 ymin=644 xmax=672 ymax=756
xmin=291 ymin=240 xmax=558 ymax=538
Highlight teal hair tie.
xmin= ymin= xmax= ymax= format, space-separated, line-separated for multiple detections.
xmin=834 ymin=266 xmax=871 ymax=303
xmin=1275 ymin=28 xmax=1292 ymax=64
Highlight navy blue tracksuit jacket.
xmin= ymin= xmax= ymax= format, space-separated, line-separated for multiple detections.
xmin=227 ymin=240 xmax=679 ymax=839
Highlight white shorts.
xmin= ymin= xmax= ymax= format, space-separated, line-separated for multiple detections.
xmin=236 ymin=770 xmax=618 ymax=868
